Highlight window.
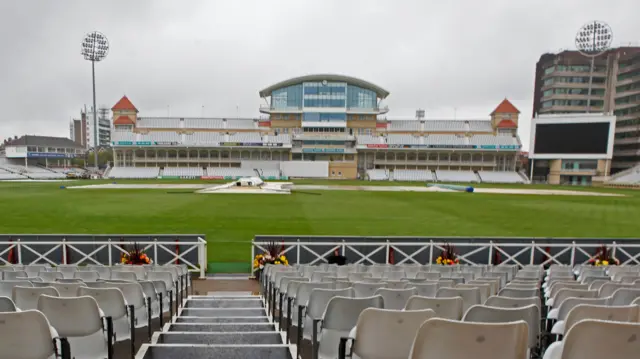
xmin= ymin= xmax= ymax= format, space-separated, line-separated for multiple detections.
xmin=543 ymin=89 xmax=553 ymax=97
xmin=272 ymin=84 xmax=303 ymax=109
xmin=544 ymin=66 xmax=555 ymax=75
xmin=543 ymin=78 xmax=554 ymax=86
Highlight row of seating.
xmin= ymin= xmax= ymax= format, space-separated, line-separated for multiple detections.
xmin=386 ymin=120 xmax=493 ymax=132
xmin=0 ymin=263 xmax=191 ymax=359
xmin=364 ymin=169 xmax=525 ymax=183
xmin=263 ymin=263 xmax=640 ymax=359
xmin=112 ymin=130 xmax=292 ymax=145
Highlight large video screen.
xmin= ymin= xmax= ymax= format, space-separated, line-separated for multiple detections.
xmin=534 ymin=122 xmax=610 ymax=154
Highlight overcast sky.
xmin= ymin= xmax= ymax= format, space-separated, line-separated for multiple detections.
xmin=1 ymin=0 xmax=639 ymax=150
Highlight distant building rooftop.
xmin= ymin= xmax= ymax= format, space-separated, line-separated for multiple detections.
xmin=6 ymin=135 xmax=84 ymax=149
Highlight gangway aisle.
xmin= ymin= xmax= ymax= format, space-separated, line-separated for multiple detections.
xmin=136 ymin=293 xmax=294 ymax=359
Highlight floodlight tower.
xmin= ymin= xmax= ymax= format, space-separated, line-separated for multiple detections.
xmin=575 ymin=21 xmax=612 ymax=112
xmin=81 ymin=31 xmax=109 ymax=169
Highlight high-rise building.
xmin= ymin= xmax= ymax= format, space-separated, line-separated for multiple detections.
xmin=532 ymin=47 xmax=640 ymax=172
xmin=68 ymin=106 xmax=112 ymax=149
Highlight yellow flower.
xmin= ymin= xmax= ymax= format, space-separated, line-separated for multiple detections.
xmin=602 ymin=260 xmax=609 ymax=266
xmin=275 ymin=260 xmax=281 ymax=265
xmin=280 ymin=255 xmax=286 ymax=261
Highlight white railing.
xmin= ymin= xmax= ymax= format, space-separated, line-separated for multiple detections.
xmin=252 ymin=240 xmax=640 ymax=272
xmin=0 ymin=237 xmax=208 ymax=278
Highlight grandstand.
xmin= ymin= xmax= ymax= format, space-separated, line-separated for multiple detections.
xmin=109 ymin=77 xmax=525 ymax=182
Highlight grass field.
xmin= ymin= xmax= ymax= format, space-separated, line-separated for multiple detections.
xmin=0 ymin=179 xmax=638 ymax=269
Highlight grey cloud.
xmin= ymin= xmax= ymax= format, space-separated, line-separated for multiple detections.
xmin=1 ymin=0 xmax=639 ymax=150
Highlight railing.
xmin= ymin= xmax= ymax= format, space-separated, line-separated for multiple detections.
xmin=0 ymin=235 xmax=208 ymax=278
xmin=251 ymin=236 xmax=640 ymax=272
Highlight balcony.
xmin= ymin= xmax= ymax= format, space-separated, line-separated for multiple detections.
xmin=614 ymin=149 xmax=640 ymax=156
xmin=617 ymin=61 xmax=640 ymax=74
xmin=259 ymin=105 xmax=303 ymax=114
xmin=346 ymin=106 xmax=389 ymax=115
xmin=293 ymin=133 xmax=355 ymax=141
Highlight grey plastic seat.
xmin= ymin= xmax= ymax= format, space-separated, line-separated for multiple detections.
xmin=146 ymin=271 xmax=174 ymax=298
xmin=608 ymin=288 xmax=640 ymax=306
xmin=38 ymin=271 xmax=63 ymax=282
xmin=457 ymin=283 xmax=491 ymax=303
xmin=374 ymin=287 xmax=417 ymax=310
xmin=12 ymin=286 xmax=59 ymax=310
xmin=550 ymin=297 xmax=608 ymax=334
xmin=139 ymin=281 xmax=160 ymax=318
xmin=548 ymin=289 xmax=597 ymax=314
xmin=555 ymin=320 xmax=640 ymax=359
xmin=350 ymin=308 xmax=436 ymax=359
xmin=55 ymin=265 xmax=78 ymax=279
xmin=404 ymin=295 xmax=463 ymax=320
xmin=78 ymin=287 xmax=130 ymax=342
xmin=3 ymin=271 xmax=27 ymax=281
xmin=415 ymin=271 xmax=441 ymax=280
xmin=24 ymin=265 xmax=49 ymax=277
xmin=410 ymin=318 xmax=528 ymax=359
xmin=111 ymin=271 xmax=138 ymax=282
xmin=150 ymin=280 xmax=170 ymax=314
xmin=106 ymin=282 xmax=149 ymax=329
xmin=74 ymin=271 xmax=100 ymax=282
xmin=0 ymin=296 xmax=17 ymax=312
xmin=499 ymin=287 xmax=539 ymax=299
xmin=0 ymin=280 xmax=32 ymax=298
xmin=463 ymin=304 xmax=540 ymax=351
xmin=49 ymin=282 xmax=87 ymax=297
xmin=317 ymin=295 xmax=384 ymax=359
xmin=86 ymin=266 xmax=111 ymax=280
xmin=411 ymin=283 xmax=439 ymax=297
xmin=485 ymin=295 xmax=541 ymax=310
xmin=56 ymin=278 xmax=85 ymax=284
xmin=38 ymin=294 xmax=109 ymax=359
xmin=302 ymin=287 xmax=353 ymax=341
xmin=384 ymin=280 xmax=408 ymax=289
xmin=598 ymin=282 xmax=635 ymax=298
xmin=0 ymin=310 xmax=59 ymax=359
xmin=436 ymin=287 xmax=481 ymax=314
xmin=352 ymin=281 xmax=387 ymax=298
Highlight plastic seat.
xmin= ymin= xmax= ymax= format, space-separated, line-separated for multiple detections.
xmin=485 ymin=295 xmax=541 ymax=310
xmin=563 ymin=304 xmax=639 ymax=334
xmin=499 ymin=287 xmax=539 ymax=299
xmin=302 ymin=287 xmax=353 ymax=341
xmin=608 ymin=288 xmax=640 ymax=305
xmin=49 ymin=282 xmax=87 ymax=297
xmin=548 ymin=289 xmax=596 ymax=312
xmin=3 ymin=271 xmax=28 ymax=281
xmin=111 ymin=271 xmax=138 ymax=282
xmin=550 ymin=297 xmax=608 ymax=334
xmin=150 ymin=280 xmax=170 ymax=313
xmin=317 ymin=295 xmax=384 ymax=359
xmin=349 ymin=308 xmax=436 ymax=359
xmin=598 ymin=282 xmax=635 ymax=298
xmin=74 ymin=271 xmax=100 ymax=282
xmin=38 ymin=295 xmax=109 ymax=359
xmin=139 ymin=281 xmax=160 ymax=318
xmin=382 ymin=271 xmax=405 ymax=281
xmin=146 ymin=271 xmax=174 ymax=298
xmin=415 ymin=271 xmax=441 ymax=280
xmin=347 ymin=272 xmax=371 ymax=282
xmin=384 ymin=280 xmax=408 ymax=289
xmin=457 ymin=283 xmax=491 ymax=303
xmin=105 ymin=282 xmax=149 ymax=329
xmin=38 ymin=271 xmax=63 ymax=282
xmin=557 ymin=320 xmax=640 ymax=359
xmin=86 ymin=266 xmax=111 ymax=280
xmin=404 ymin=295 xmax=463 ymax=320
xmin=436 ymin=287 xmax=481 ymax=314
xmin=410 ymin=283 xmax=438 ymax=297
xmin=12 ymin=286 xmax=59 ymax=310
xmin=410 ymin=318 xmax=528 ymax=359
xmin=0 ymin=296 xmax=17 ymax=312
xmin=352 ymin=282 xmax=387 ymax=298
xmin=463 ymin=304 xmax=540 ymax=351
xmin=24 ymin=265 xmax=49 ymax=277
xmin=55 ymin=265 xmax=78 ymax=279
xmin=78 ymin=287 xmax=130 ymax=342
xmin=374 ymin=288 xmax=416 ymax=310
xmin=0 ymin=280 xmax=32 ymax=298
xmin=56 ymin=278 xmax=84 ymax=284
xmin=0 ymin=310 xmax=59 ymax=359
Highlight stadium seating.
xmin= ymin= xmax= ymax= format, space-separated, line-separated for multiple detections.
xmin=425 ymin=134 xmax=467 ymax=146
xmin=257 ymin=169 xmax=281 ymax=178
xmin=387 ymin=120 xmax=421 ymax=131
xmin=609 ymin=165 xmax=640 ymax=184
xmin=357 ymin=135 xmax=386 ymax=145
xmin=435 ymin=170 xmax=478 ymax=182
xmin=163 ymin=167 xmax=204 ymax=177
xmin=108 ymin=167 xmax=160 ymax=179
xmin=184 ymin=118 xmax=225 ymax=129
xmin=228 ymin=132 xmax=262 ymax=143
xmin=469 ymin=134 xmax=519 ymax=147
xmin=392 ymin=169 xmax=435 ymax=182
xmin=139 ymin=131 xmax=181 ymax=143
xmin=366 ymin=169 xmax=389 ymax=181
xmin=478 ymin=171 xmax=526 ymax=184
xmin=111 ymin=130 xmax=136 ymax=143
xmin=388 ymin=134 xmax=422 ymax=145
xmin=184 ymin=131 xmax=225 ymax=145
xmin=206 ymin=167 xmax=255 ymax=178
xmin=467 ymin=120 xmax=493 ymax=132
xmin=424 ymin=120 xmax=465 ymax=131
xmin=226 ymin=119 xmax=256 ymax=129
xmin=264 ymin=134 xmax=291 ymax=144
xmin=137 ymin=117 xmax=181 ymax=128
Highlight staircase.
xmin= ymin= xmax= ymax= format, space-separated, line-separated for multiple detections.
xmin=137 ymin=291 xmax=291 ymax=359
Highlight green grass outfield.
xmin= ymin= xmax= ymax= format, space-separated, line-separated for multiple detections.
xmin=0 ymin=179 xmax=638 ymax=271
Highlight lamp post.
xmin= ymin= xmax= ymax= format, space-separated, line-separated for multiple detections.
xmin=575 ymin=21 xmax=612 ymax=113
xmin=81 ymin=31 xmax=109 ymax=170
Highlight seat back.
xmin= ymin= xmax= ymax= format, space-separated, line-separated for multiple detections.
xmin=318 ymin=295 xmax=384 ymax=359
xmin=353 ymin=308 xmax=436 ymax=359
xmin=410 ymin=318 xmax=528 ymax=359
xmin=294 ymin=282 xmax=334 ymax=307
xmin=0 ymin=280 xmax=32 ymax=297
xmin=353 ymin=281 xmax=387 ymax=298
xmin=38 ymin=271 xmax=63 ymax=282
xmin=553 ymin=289 xmax=597 ymax=308
xmin=111 ymin=270 xmax=138 ymax=282
xmin=55 ymin=265 xmax=78 ymax=279
xmin=24 ymin=265 xmax=48 ymax=277
xmin=49 ymin=282 xmax=88 ymax=297
xmin=416 ymin=271 xmax=441 ymax=280
xmin=564 ymin=304 xmax=640 ymax=334
xmin=609 ymin=288 xmax=640 ymax=306
xmin=0 ymin=310 xmax=56 ymax=359
xmin=485 ymin=295 xmax=541 ymax=309
xmin=436 ymin=287 xmax=481 ymax=313
xmin=498 ymin=287 xmax=539 ymax=299
xmin=12 ymin=286 xmax=59 ymax=310
xmin=86 ymin=265 xmax=111 ymax=279
xmin=74 ymin=270 xmax=100 ymax=282
xmin=374 ymin=287 xmax=417 ymax=310
xmin=463 ymin=304 xmax=539 ymax=349
xmin=0 ymin=296 xmax=17 ymax=312
xmin=306 ymin=288 xmax=354 ymax=319
xmin=599 ymin=282 xmax=635 ymax=298
xmin=384 ymin=280 xmax=408 ymax=289
xmin=3 ymin=271 xmax=28 ymax=280
xmin=146 ymin=271 xmax=173 ymax=290
xmin=560 ymin=320 xmax=640 ymax=359
xmin=411 ymin=283 xmax=439 ymax=297
xmin=78 ymin=287 xmax=128 ymax=320
xmin=404 ymin=295 xmax=463 ymax=320
xmin=37 ymin=295 xmax=103 ymax=337
xmin=458 ymin=283 xmax=491 ymax=303
xmin=557 ymin=297 xmax=608 ymax=321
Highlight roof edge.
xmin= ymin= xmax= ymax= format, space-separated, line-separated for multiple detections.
xmin=259 ymin=74 xmax=390 ymax=99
